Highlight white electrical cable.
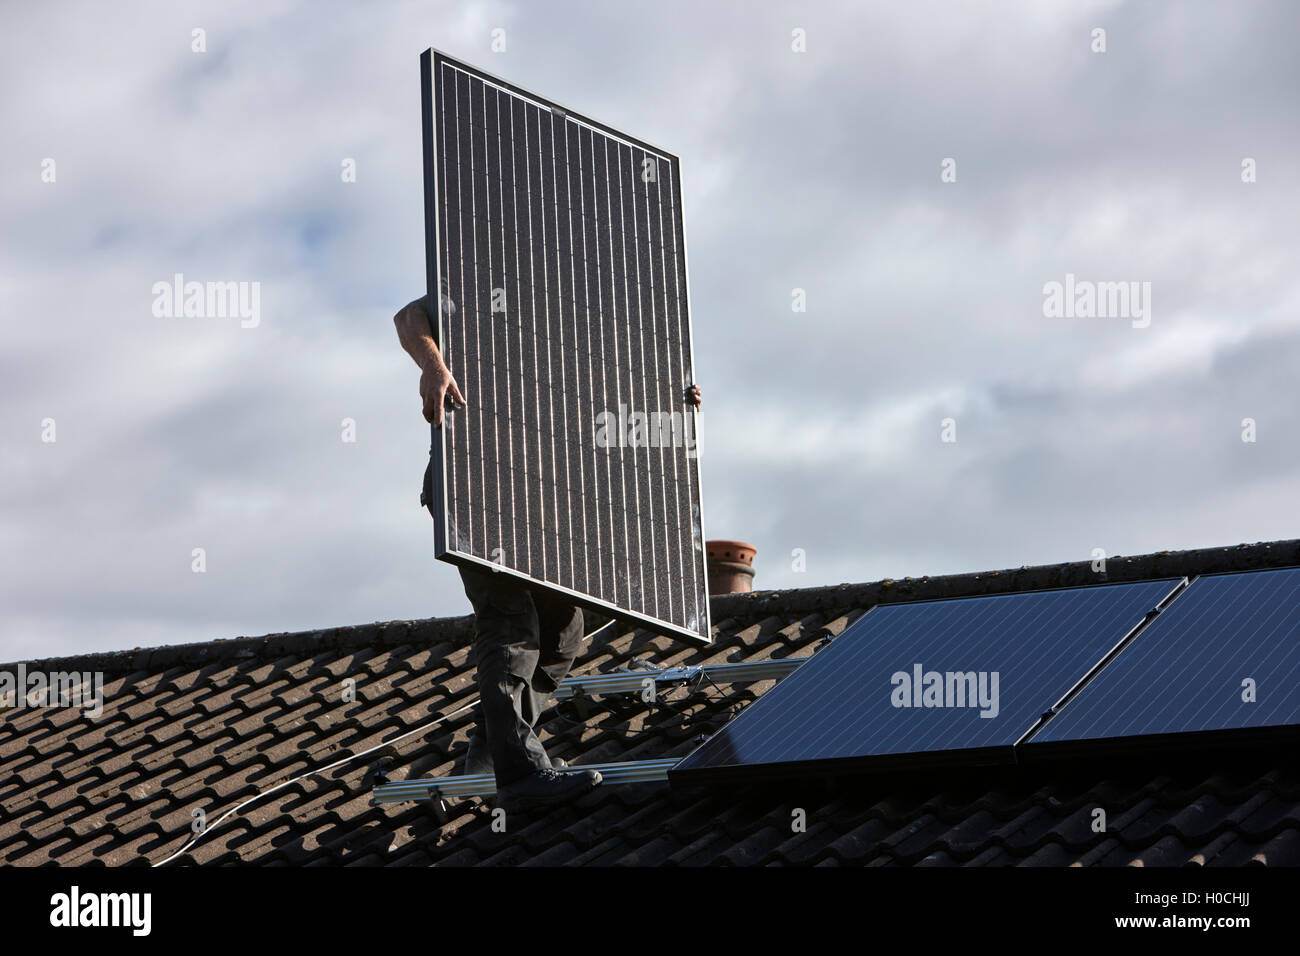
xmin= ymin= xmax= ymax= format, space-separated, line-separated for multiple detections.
xmin=151 ymin=697 xmax=481 ymax=867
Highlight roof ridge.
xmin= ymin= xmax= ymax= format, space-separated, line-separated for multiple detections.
xmin=1 ymin=616 xmax=475 ymax=678
xmin=710 ymin=538 xmax=1300 ymax=619
xmin=7 ymin=537 xmax=1297 ymax=676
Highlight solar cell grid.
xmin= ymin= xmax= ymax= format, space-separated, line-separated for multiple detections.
xmin=1028 ymin=567 xmax=1300 ymax=748
xmin=670 ymin=579 xmax=1181 ymax=783
xmin=422 ymin=50 xmax=708 ymax=642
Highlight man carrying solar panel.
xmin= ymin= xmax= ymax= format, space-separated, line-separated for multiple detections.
xmin=394 ymin=292 xmax=702 ymax=811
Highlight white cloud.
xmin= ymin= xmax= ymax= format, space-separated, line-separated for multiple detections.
xmin=2 ymin=0 xmax=1298 ymax=658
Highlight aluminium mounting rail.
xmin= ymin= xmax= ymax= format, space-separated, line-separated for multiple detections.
xmin=369 ymin=658 xmax=811 ymax=804
xmin=553 ymin=657 xmax=806 ymax=699
xmin=371 ymin=758 xmax=681 ymax=804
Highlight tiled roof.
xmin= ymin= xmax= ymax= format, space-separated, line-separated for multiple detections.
xmin=2 ymin=539 xmax=1298 ymax=867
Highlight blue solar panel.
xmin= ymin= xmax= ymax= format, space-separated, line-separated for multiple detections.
xmin=670 ymin=579 xmax=1182 ymax=784
xmin=1027 ymin=567 xmax=1300 ymax=751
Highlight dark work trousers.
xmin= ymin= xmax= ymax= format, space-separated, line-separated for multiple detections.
xmin=458 ymin=563 xmax=584 ymax=786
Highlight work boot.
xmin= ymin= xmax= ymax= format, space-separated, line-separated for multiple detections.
xmin=464 ymin=735 xmax=493 ymax=777
xmin=496 ymin=767 xmax=601 ymax=812
xmin=463 ymin=737 xmax=566 ymax=777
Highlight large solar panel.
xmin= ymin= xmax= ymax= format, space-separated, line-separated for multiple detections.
xmin=420 ymin=50 xmax=709 ymax=643
xmin=1026 ymin=567 xmax=1300 ymax=751
xmin=669 ymin=579 xmax=1182 ymax=784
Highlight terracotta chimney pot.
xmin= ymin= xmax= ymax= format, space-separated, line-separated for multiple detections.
xmin=707 ymin=540 xmax=757 ymax=595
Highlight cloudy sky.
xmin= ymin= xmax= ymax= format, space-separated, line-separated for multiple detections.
xmin=3 ymin=0 xmax=1297 ymax=660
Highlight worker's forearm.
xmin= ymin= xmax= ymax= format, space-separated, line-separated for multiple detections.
xmin=394 ymin=297 xmax=444 ymax=370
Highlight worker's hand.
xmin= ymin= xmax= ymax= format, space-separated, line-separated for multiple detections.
xmin=421 ymin=358 xmax=466 ymax=427
xmin=685 ymin=384 xmax=702 ymax=410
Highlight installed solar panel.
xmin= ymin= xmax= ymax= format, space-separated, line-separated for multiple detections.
xmin=669 ymin=579 xmax=1182 ymax=784
xmin=420 ymin=50 xmax=709 ymax=643
xmin=1027 ymin=567 xmax=1300 ymax=751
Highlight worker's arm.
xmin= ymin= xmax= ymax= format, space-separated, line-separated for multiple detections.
xmin=394 ymin=295 xmax=466 ymax=427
